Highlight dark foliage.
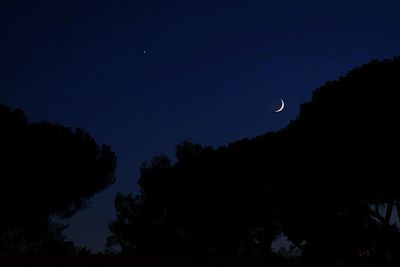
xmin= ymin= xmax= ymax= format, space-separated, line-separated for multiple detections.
xmin=108 ymin=56 xmax=400 ymax=262
xmin=0 ymin=105 xmax=117 ymax=254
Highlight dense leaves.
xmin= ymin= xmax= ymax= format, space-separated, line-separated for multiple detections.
xmin=0 ymin=105 xmax=117 ymax=254
xmin=108 ymin=56 xmax=400 ymax=261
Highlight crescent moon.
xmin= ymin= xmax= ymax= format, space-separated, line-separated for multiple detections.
xmin=274 ymin=98 xmax=285 ymax=113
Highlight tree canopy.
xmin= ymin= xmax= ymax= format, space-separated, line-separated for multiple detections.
xmin=0 ymin=104 xmax=117 ymax=254
xmin=107 ymin=56 xmax=400 ymax=262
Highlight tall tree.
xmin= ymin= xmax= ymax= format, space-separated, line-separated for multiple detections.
xmin=0 ymin=104 xmax=117 ymax=254
xmin=274 ymin=57 xmax=400 ymax=260
xmin=108 ymin=140 xmax=280 ymax=259
xmin=108 ymin=56 xmax=400 ymax=262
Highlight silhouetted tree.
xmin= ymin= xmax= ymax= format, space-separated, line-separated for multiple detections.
xmin=108 ymin=56 xmax=400 ymax=262
xmin=273 ymin=57 xmax=400 ymax=261
xmin=0 ymin=104 xmax=117 ymax=254
xmin=107 ymin=192 xmax=141 ymax=254
xmin=108 ymin=140 xmax=280 ymax=260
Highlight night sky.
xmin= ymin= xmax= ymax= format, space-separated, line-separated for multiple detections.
xmin=2 ymin=0 xmax=400 ymax=251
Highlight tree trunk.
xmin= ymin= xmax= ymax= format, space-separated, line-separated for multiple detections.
xmin=396 ymin=199 xmax=400 ymax=224
xmin=384 ymin=200 xmax=394 ymax=225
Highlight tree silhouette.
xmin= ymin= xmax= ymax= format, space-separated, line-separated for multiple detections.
xmin=108 ymin=139 xmax=280 ymax=259
xmin=0 ymin=104 xmax=117 ymax=254
xmin=275 ymin=58 xmax=400 ymax=260
xmin=108 ymin=56 xmax=400 ymax=262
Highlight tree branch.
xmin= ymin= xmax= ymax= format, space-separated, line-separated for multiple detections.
xmin=369 ymin=207 xmax=385 ymax=222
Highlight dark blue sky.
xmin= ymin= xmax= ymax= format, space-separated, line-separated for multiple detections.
xmin=2 ymin=0 xmax=400 ymax=251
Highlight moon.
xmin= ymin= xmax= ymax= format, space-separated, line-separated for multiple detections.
xmin=274 ymin=98 xmax=285 ymax=113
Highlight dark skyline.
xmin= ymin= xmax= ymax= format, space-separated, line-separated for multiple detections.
xmin=2 ymin=0 xmax=400 ymax=251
